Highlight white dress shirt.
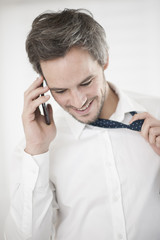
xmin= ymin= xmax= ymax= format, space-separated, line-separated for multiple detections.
xmin=4 ymin=84 xmax=160 ymax=240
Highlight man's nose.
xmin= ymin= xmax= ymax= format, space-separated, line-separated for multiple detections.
xmin=69 ymin=90 xmax=87 ymax=109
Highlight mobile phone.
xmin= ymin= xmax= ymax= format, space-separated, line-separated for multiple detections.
xmin=40 ymin=81 xmax=51 ymax=125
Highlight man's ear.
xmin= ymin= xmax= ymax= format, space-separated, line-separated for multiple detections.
xmin=103 ymin=55 xmax=109 ymax=70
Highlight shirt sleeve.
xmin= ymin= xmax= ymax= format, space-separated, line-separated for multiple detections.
xmin=4 ymin=143 xmax=58 ymax=240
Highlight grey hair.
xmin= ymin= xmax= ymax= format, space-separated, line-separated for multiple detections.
xmin=26 ymin=8 xmax=109 ymax=74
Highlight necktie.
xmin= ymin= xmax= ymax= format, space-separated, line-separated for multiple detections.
xmin=90 ymin=111 xmax=144 ymax=132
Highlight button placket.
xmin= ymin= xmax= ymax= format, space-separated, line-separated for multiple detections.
xmin=103 ymin=132 xmax=127 ymax=240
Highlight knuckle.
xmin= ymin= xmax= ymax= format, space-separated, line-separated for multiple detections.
xmin=144 ymin=112 xmax=150 ymax=116
xmin=144 ymin=112 xmax=151 ymax=118
xmin=145 ymin=117 xmax=152 ymax=126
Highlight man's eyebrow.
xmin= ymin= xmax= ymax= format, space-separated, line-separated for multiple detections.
xmin=49 ymin=75 xmax=95 ymax=91
xmin=50 ymin=87 xmax=67 ymax=91
xmin=80 ymin=75 xmax=95 ymax=84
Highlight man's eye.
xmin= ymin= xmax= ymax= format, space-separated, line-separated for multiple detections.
xmin=81 ymin=80 xmax=92 ymax=86
xmin=54 ymin=89 xmax=66 ymax=94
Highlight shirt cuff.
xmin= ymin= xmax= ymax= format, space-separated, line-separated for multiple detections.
xmin=22 ymin=151 xmax=50 ymax=190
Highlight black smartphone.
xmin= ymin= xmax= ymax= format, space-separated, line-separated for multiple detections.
xmin=40 ymin=81 xmax=51 ymax=125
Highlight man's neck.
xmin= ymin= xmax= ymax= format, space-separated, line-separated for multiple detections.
xmin=99 ymin=85 xmax=119 ymax=120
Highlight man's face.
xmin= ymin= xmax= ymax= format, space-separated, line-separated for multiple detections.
xmin=40 ymin=48 xmax=108 ymax=124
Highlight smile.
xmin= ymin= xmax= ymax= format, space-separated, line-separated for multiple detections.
xmin=76 ymin=100 xmax=93 ymax=111
xmin=72 ymin=99 xmax=94 ymax=116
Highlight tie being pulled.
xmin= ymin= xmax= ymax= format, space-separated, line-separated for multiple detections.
xmin=90 ymin=111 xmax=144 ymax=132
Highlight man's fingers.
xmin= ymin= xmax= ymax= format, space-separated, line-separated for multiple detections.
xmin=129 ymin=112 xmax=150 ymax=124
xmin=23 ymin=95 xmax=50 ymax=118
xmin=141 ymin=117 xmax=160 ymax=140
xmin=24 ymin=76 xmax=43 ymax=96
xmin=28 ymin=85 xmax=49 ymax=101
xmin=140 ymin=119 xmax=150 ymax=140
xmin=24 ymin=77 xmax=50 ymax=111
xmin=148 ymin=127 xmax=160 ymax=145
xmin=129 ymin=112 xmax=160 ymax=147
xmin=30 ymin=95 xmax=50 ymax=113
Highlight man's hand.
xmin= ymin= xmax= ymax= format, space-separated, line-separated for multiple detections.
xmin=130 ymin=112 xmax=160 ymax=156
xmin=22 ymin=76 xmax=56 ymax=155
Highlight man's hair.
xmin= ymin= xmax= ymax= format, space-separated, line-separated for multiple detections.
xmin=26 ymin=8 xmax=109 ymax=75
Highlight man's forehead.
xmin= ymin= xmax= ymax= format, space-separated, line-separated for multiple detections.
xmin=40 ymin=47 xmax=97 ymax=68
xmin=40 ymin=53 xmax=99 ymax=87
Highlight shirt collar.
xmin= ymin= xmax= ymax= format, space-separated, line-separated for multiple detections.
xmin=108 ymin=82 xmax=146 ymax=122
xmin=62 ymin=82 xmax=146 ymax=139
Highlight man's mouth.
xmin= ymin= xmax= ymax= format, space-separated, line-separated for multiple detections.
xmin=72 ymin=99 xmax=94 ymax=115
xmin=76 ymin=100 xmax=93 ymax=111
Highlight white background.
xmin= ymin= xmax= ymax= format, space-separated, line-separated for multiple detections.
xmin=0 ymin=0 xmax=160 ymax=239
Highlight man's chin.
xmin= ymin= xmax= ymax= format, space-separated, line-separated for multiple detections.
xmin=70 ymin=112 xmax=99 ymax=124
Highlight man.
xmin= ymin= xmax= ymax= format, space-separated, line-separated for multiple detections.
xmin=5 ymin=8 xmax=160 ymax=240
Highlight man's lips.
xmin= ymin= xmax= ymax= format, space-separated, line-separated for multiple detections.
xmin=71 ymin=99 xmax=94 ymax=115
xmin=76 ymin=100 xmax=93 ymax=111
